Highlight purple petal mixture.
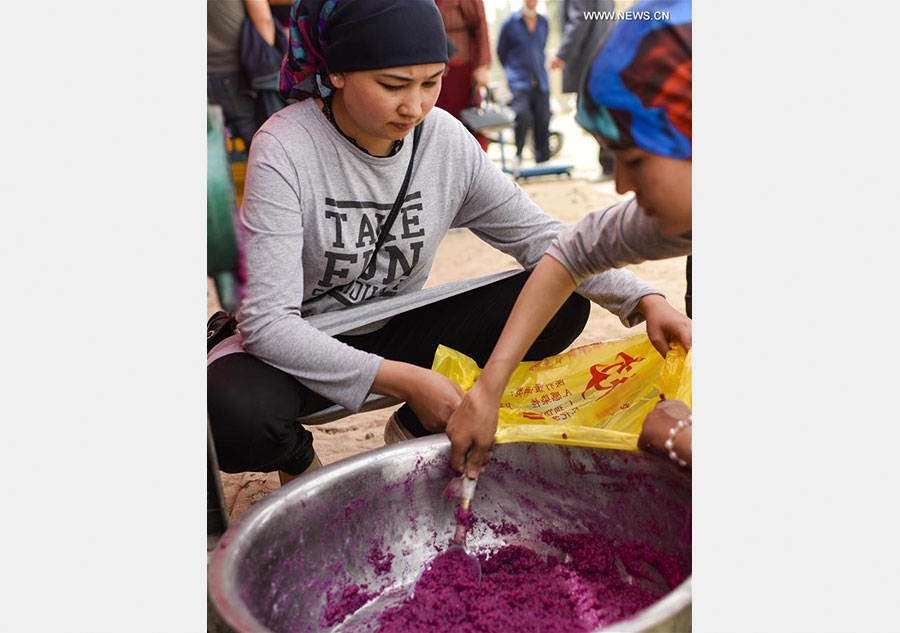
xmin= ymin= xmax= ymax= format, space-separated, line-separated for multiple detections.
xmin=374 ymin=531 xmax=686 ymax=632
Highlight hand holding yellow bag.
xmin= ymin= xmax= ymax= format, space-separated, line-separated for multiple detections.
xmin=432 ymin=334 xmax=691 ymax=451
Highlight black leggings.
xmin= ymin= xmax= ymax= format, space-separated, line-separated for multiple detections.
xmin=207 ymin=272 xmax=590 ymax=475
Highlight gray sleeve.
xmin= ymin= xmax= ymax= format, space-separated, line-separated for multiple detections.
xmin=235 ymin=131 xmax=383 ymax=412
xmin=450 ymin=133 xmax=663 ymax=327
xmin=547 ymin=198 xmax=692 ymax=284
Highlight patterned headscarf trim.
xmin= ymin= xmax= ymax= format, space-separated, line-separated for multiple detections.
xmin=279 ymin=0 xmax=339 ymax=102
xmin=576 ymin=0 xmax=692 ymax=159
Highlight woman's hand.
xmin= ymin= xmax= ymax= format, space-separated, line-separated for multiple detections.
xmin=638 ymin=398 xmax=692 ymax=466
xmin=472 ymin=65 xmax=491 ymax=92
xmin=371 ymin=360 xmax=463 ymax=433
xmin=446 ymin=383 xmax=499 ymax=478
xmin=405 ymin=368 xmax=465 ymax=433
xmin=637 ymin=294 xmax=692 ymax=357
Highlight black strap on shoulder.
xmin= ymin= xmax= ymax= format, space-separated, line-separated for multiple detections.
xmin=368 ymin=123 xmax=423 ymax=262
xmin=312 ymin=124 xmax=423 ymax=302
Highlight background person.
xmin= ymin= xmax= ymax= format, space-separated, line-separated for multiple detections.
xmin=497 ymin=0 xmax=552 ymax=166
xmin=550 ymin=0 xmax=617 ymax=180
xmin=207 ymin=0 xmax=278 ymax=151
xmin=435 ymin=0 xmax=493 ymax=150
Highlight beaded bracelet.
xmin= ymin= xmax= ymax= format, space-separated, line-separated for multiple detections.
xmin=663 ymin=415 xmax=692 ymax=467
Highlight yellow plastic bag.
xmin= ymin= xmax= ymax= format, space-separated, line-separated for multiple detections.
xmin=432 ymin=334 xmax=691 ymax=451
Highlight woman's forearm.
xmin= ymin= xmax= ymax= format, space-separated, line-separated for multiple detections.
xmin=244 ymin=0 xmax=276 ymax=46
xmin=476 ymin=255 xmax=577 ymax=398
xmin=371 ymin=360 xmax=465 ymax=434
xmin=370 ymin=359 xmax=415 ymax=400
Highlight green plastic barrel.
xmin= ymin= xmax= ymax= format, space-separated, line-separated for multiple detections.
xmin=207 ymin=105 xmax=239 ymax=310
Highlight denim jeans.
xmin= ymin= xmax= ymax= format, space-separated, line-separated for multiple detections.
xmin=510 ymin=87 xmax=552 ymax=163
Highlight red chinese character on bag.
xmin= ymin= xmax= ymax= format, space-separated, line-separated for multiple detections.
xmin=580 ymin=352 xmax=645 ymax=399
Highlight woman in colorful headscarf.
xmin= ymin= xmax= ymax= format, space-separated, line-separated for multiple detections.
xmin=446 ymin=0 xmax=693 ymax=477
xmin=207 ymin=0 xmax=691 ymax=484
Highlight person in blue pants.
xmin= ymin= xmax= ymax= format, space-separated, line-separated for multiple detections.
xmin=497 ymin=0 xmax=552 ymax=165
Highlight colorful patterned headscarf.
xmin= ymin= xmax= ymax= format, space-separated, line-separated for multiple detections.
xmin=279 ymin=0 xmax=449 ymax=102
xmin=576 ymin=0 xmax=692 ymax=159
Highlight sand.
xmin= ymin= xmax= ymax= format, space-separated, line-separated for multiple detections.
xmin=208 ymin=110 xmax=689 ymax=522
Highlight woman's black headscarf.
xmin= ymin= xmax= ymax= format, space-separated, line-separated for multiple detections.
xmin=279 ymin=0 xmax=449 ymax=102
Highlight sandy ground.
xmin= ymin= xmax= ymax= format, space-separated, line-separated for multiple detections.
xmin=209 ymin=109 xmax=689 ymax=522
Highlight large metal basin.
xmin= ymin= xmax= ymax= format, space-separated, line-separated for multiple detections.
xmin=208 ymin=436 xmax=691 ymax=632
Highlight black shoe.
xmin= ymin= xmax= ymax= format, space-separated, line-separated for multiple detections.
xmin=207 ymin=311 xmax=237 ymax=352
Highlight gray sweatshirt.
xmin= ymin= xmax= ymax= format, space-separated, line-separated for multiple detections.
xmin=236 ymin=99 xmax=662 ymax=411
xmin=546 ymin=198 xmax=692 ymax=284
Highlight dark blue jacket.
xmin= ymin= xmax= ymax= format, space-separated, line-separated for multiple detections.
xmin=239 ymin=18 xmax=289 ymax=128
xmin=497 ymin=11 xmax=550 ymax=93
